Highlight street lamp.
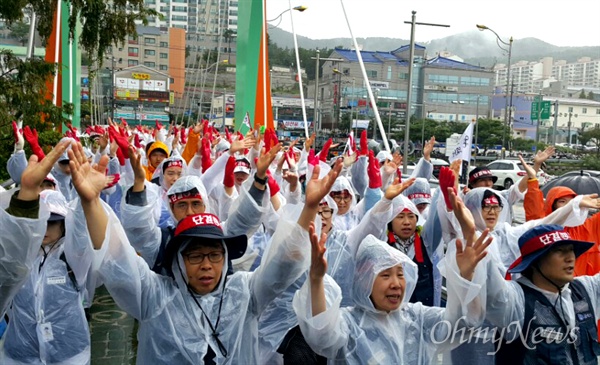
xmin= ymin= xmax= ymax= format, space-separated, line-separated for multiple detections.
xmin=476 ymin=24 xmax=513 ymax=158
xmin=267 ymin=5 xmax=307 ymax=27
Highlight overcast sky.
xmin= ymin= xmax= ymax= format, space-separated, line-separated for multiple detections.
xmin=266 ymin=0 xmax=600 ymax=47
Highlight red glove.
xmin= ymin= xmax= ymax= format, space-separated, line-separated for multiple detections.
xmin=266 ymin=170 xmax=280 ymax=197
xmin=85 ymin=126 xmax=93 ymax=135
xmin=201 ymin=138 xmax=212 ymax=172
xmin=115 ymin=146 xmax=126 ymax=166
xmin=439 ymin=166 xmax=457 ymax=211
xmin=225 ymin=128 xmax=232 ymax=143
xmin=108 ymin=127 xmax=130 ymax=156
xmin=135 ymin=125 xmax=143 ymax=133
xmin=319 ymin=138 xmax=332 ymax=162
xmin=23 ymin=126 xmax=46 ymax=160
xmin=263 ymin=129 xmax=273 ymax=153
xmin=223 ymin=156 xmax=236 ymax=188
xmin=360 ymin=130 xmax=368 ymax=156
xmin=104 ymin=173 xmax=121 ymax=190
xmin=367 ymin=150 xmax=382 ymax=189
xmin=11 ymin=121 xmax=20 ymax=143
xmin=155 ymin=120 xmax=163 ymax=130
xmin=180 ymin=127 xmax=188 ymax=145
xmin=120 ymin=118 xmax=128 ymax=128
xmin=133 ymin=133 xmax=142 ymax=149
xmin=308 ymin=149 xmax=319 ymax=166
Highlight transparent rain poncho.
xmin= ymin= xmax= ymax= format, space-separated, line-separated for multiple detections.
xmin=90 ymin=198 xmax=311 ymax=364
xmin=0 ymin=190 xmax=49 ymax=318
xmin=151 ymin=156 xmax=189 ymax=229
xmin=293 ymin=234 xmax=488 ymax=364
xmin=258 ymin=195 xmax=395 ymax=361
xmin=449 ymin=188 xmax=590 ymax=273
xmin=330 ymin=176 xmax=382 ymax=232
xmin=1 ymin=191 xmax=97 ymax=364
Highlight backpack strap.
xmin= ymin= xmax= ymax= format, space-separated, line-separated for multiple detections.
xmin=59 ymin=252 xmax=80 ymax=292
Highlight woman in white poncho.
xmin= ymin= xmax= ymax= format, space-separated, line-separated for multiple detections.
xmin=293 ymin=224 xmax=493 ymax=364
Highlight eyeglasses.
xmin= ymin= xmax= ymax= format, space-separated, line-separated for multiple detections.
xmin=318 ymin=209 xmax=333 ymax=218
xmin=330 ymin=193 xmax=352 ymax=203
xmin=482 ymin=205 xmax=502 ymax=213
xmin=184 ymin=251 xmax=224 ymax=264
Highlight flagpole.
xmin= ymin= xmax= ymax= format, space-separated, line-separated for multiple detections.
xmin=338 ymin=0 xmax=390 ymax=153
xmin=262 ymin=1 xmax=268 ymax=130
xmin=288 ymin=0 xmax=309 ymax=139
xmin=52 ymin=0 xmax=62 ymax=106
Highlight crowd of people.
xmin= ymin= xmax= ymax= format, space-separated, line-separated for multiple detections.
xmin=0 ymin=118 xmax=599 ymax=364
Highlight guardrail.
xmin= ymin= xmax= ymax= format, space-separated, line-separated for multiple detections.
xmin=1 ymin=179 xmax=14 ymax=189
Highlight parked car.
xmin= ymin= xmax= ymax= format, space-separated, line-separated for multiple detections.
xmin=430 ymin=158 xmax=449 ymax=179
xmin=486 ymin=160 xmax=528 ymax=189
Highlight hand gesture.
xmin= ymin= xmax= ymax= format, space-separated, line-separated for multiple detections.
xmin=359 ymin=130 xmax=368 ymax=156
xmin=368 ymin=150 xmax=382 ymax=189
xmin=423 ymin=136 xmax=435 ymax=161
xmin=110 ymin=139 xmax=119 ymax=158
xmin=456 ymin=229 xmax=492 ymax=281
xmin=129 ymin=146 xmax=147 ymax=191
xmin=383 ymin=159 xmax=398 ymax=176
xmin=448 ymin=186 xmax=476 ymax=242
xmin=392 ymin=151 xmax=403 ymax=168
xmin=305 ymin=158 xmax=342 ymax=208
xmin=309 ymin=222 xmax=328 ymax=281
xmin=253 ymin=129 xmax=263 ymax=151
xmin=533 ymin=146 xmax=554 ymax=169
xmin=193 ymin=121 xmax=203 ymax=135
xmin=256 ymin=143 xmax=282 ymax=179
xmin=449 ymin=159 xmax=462 ymax=179
xmin=304 ymin=133 xmax=316 ymax=152
xmin=518 ymin=154 xmax=537 ymax=179
xmin=282 ymin=170 xmax=299 ymax=187
xmin=69 ymin=142 xmax=111 ymax=203
xmin=579 ymin=194 xmax=600 ymax=210
xmin=230 ymin=136 xmax=255 ymax=155
xmin=18 ymin=139 xmax=71 ymax=201
xmin=12 ymin=121 xmax=24 ymax=150
xmin=384 ymin=177 xmax=416 ymax=200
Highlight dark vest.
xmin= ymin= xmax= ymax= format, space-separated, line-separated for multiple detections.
xmin=409 ymin=234 xmax=434 ymax=307
xmin=495 ymin=280 xmax=600 ymax=365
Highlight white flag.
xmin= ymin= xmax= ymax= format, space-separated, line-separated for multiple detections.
xmin=449 ymin=122 xmax=474 ymax=165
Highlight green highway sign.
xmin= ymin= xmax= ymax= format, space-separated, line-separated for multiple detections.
xmin=531 ymin=98 xmax=551 ymax=120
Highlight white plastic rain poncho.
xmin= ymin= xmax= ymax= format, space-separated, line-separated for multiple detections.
xmin=293 ymin=235 xmax=488 ymax=364
xmin=452 ymin=188 xmax=590 ymax=272
xmin=1 ymin=191 xmax=97 ymax=365
xmin=390 ymin=193 xmax=446 ymax=307
xmin=151 ymin=156 xmax=189 ymax=229
xmin=330 ymin=176 xmax=382 ymax=232
xmin=120 ymin=175 xmax=269 ymax=271
xmin=90 ymin=198 xmax=311 ymax=364
xmin=0 ymin=191 xmax=49 ymax=318
xmin=258 ymin=194 xmax=396 ymax=361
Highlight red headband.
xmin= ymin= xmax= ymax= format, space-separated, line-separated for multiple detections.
xmin=174 ymin=213 xmax=222 ymax=236
xmin=483 ymin=196 xmax=499 ymax=206
xmin=168 ymin=190 xmax=203 ymax=204
xmin=408 ymin=193 xmax=431 ymax=200
xmin=165 ymin=160 xmax=183 ymax=170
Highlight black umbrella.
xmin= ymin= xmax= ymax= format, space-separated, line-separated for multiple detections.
xmin=541 ymin=170 xmax=600 ymax=197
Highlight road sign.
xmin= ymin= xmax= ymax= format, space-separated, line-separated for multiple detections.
xmin=531 ymin=98 xmax=551 ymax=120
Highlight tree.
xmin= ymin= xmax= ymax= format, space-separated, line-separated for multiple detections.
xmin=579 ymin=127 xmax=600 ymax=157
xmin=588 ymin=91 xmax=596 ymax=100
xmin=8 ymin=21 xmax=29 ymax=46
xmin=0 ymin=0 xmax=158 ymax=63
xmin=579 ymin=90 xmax=587 ymax=99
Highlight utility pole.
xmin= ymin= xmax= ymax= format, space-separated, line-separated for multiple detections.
xmin=222 ymin=89 xmax=226 ymax=130
xmin=552 ymin=100 xmax=559 ymax=146
xmin=567 ymin=112 xmax=572 ymax=146
xmin=535 ymin=89 xmax=542 ymax=145
xmin=474 ymin=95 xmax=480 ymax=164
xmin=402 ymin=11 xmax=450 ymax=174
xmin=313 ymin=50 xmax=320 ymax=136
xmin=507 ymin=78 xmax=515 ymax=154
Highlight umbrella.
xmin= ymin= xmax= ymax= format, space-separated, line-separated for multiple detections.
xmin=541 ymin=170 xmax=600 ymax=197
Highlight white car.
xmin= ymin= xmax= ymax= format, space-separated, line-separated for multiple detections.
xmin=486 ymin=160 xmax=528 ymax=189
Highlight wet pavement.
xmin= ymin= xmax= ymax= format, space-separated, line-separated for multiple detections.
xmin=89 ymin=286 xmax=138 ymax=364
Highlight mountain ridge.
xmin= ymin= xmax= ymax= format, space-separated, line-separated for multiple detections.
xmin=268 ymin=27 xmax=600 ymax=68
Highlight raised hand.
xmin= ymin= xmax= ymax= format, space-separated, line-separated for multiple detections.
xmin=579 ymin=194 xmax=600 ymax=210
xmin=256 ymin=143 xmax=282 ymax=179
xmin=230 ymin=136 xmax=255 ymax=155
xmin=12 ymin=121 xmax=24 ymax=150
xmin=343 ymin=152 xmax=357 ymax=167
xmin=69 ymin=142 xmax=111 ymax=203
xmin=448 ymin=187 xmax=476 ymax=242
xmin=359 ymin=130 xmax=368 ymax=156
xmin=423 ymin=136 xmax=435 ymax=161
xmin=18 ymin=139 xmax=71 ymax=201
xmin=456 ymin=229 xmax=492 ymax=281
xmin=392 ymin=151 xmax=403 ymax=168
xmin=304 ymin=132 xmax=316 ymax=152
xmin=518 ymin=154 xmax=537 ymax=179
xmin=533 ymin=146 xmax=554 ymax=168
xmin=309 ymin=222 xmax=328 ymax=281
xmin=282 ymin=170 xmax=299 ymax=188
xmin=22 ymin=126 xmax=45 ymax=160
xmin=367 ymin=150 xmax=382 ymax=189
xmin=384 ymin=177 xmax=416 ymax=200
xmin=305 ymin=158 xmax=342 ymax=208
xmin=129 ymin=146 xmax=147 ymax=192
